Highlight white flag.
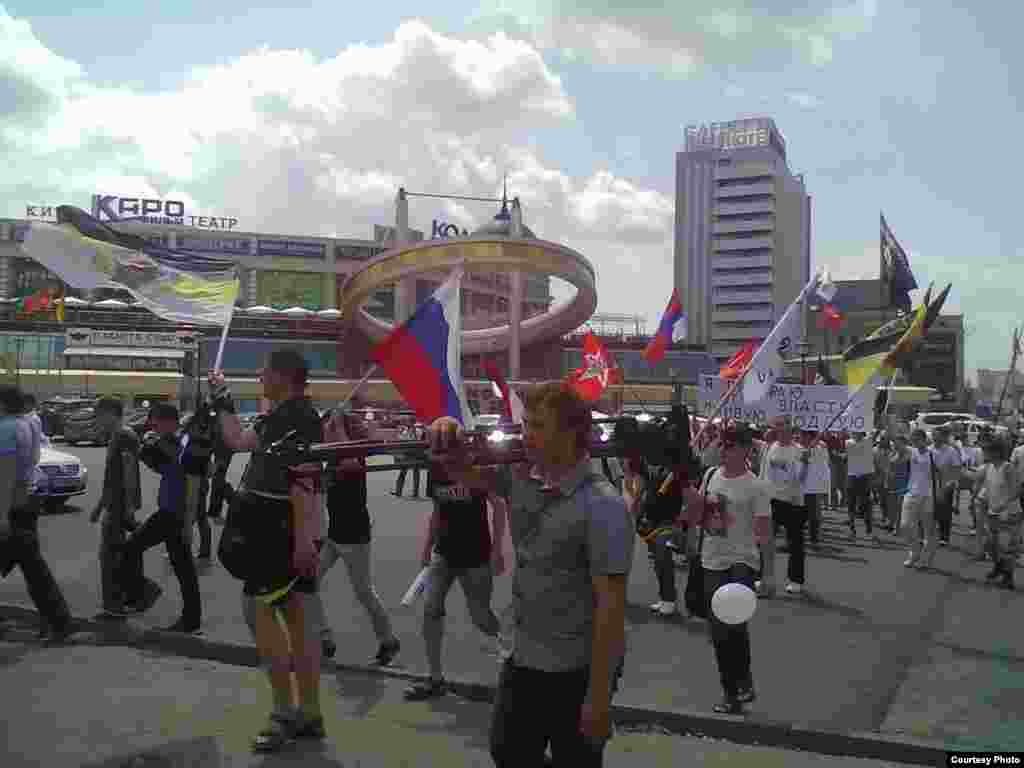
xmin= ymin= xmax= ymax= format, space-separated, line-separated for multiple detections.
xmin=671 ymin=313 xmax=688 ymax=342
xmin=743 ymin=276 xmax=819 ymax=403
xmin=816 ymin=268 xmax=837 ymax=304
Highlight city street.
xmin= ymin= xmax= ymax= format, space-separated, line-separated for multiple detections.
xmin=3 ymin=442 xmax=1024 ymax=754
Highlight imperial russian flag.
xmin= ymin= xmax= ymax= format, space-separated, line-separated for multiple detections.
xmin=642 ymin=291 xmax=687 ymax=363
xmin=371 ymin=268 xmax=475 ymax=428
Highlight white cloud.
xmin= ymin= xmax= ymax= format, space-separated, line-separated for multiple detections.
xmin=472 ymin=1 xmax=877 ymax=76
xmin=0 ymin=10 xmax=674 ymax=315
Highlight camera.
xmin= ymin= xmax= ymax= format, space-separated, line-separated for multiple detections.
xmin=610 ymin=404 xmax=699 ymax=478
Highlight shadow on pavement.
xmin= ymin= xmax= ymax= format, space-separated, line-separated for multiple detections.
xmin=406 ymin=691 xmax=495 ymax=753
xmin=623 ymin=601 xmax=709 ymax=635
xmin=80 ymin=736 xmax=223 ymax=768
xmin=0 ymin=635 xmax=35 ymax=670
xmin=326 ymin=668 xmax=392 ymax=719
xmin=251 ymin=744 xmax=348 ymax=768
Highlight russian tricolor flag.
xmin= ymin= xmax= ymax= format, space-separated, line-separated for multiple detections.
xmin=371 ymin=268 xmax=475 ymax=428
xmin=642 ymin=291 xmax=687 ymax=363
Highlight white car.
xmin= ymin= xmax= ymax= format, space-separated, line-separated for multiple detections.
xmin=32 ymin=442 xmax=88 ymax=512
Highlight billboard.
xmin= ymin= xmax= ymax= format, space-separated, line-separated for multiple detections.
xmin=256 ymin=270 xmax=324 ymax=309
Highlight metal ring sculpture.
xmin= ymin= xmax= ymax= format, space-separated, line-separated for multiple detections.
xmin=338 ymin=237 xmax=598 ymax=354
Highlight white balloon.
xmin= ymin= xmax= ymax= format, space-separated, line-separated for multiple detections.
xmin=711 ymin=583 xmax=757 ymax=625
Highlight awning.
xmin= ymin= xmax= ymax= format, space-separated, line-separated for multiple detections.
xmin=64 ymin=346 xmax=185 ymax=359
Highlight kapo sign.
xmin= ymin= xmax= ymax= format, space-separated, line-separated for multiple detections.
xmin=91 ymin=194 xmax=239 ymax=230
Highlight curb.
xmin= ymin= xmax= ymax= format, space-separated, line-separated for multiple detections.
xmin=2 ymin=603 xmax=949 ymax=766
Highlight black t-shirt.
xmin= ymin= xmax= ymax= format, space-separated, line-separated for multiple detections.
xmin=429 ymin=464 xmax=491 ymax=569
xmin=244 ymin=397 xmax=322 ymax=496
xmin=327 ymin=461 xmax=370 ymax=544
xmin=638 ymin=465 xmax=683 ymax=527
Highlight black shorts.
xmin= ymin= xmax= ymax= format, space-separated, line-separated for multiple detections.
xmin=237 ymin=493 xmax=319 ymax=605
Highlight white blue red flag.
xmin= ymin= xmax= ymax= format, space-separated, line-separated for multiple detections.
xmin=642 ymin=291 xmax=686 ymax=363
xmin=371 ymin=268 xmax=475 ymax=428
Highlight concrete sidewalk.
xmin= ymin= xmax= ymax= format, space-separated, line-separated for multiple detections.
xmin=0 ymin=620 xmax=921 ymax=768
xmin=4 ymin=494 xmax=1023 ymax=761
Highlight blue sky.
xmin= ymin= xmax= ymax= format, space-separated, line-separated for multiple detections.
xmin=2 ymin=2 xmax=1019 ymax=381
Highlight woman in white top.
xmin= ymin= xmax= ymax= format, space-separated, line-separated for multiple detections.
xmin=682 ymin=422 xmax=771 ymax=715
xmin=964 ymin=437 xmax=1020 ymax=590
xmin=758 ymin=416 xmax=810 ymax=595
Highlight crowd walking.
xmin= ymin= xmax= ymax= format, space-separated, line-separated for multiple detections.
xmin=2 ymin=359 xmax=1022 ymax=765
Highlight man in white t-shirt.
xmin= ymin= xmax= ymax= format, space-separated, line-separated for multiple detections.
xmin=758 ymin=416 xmax=810 ymax=595
xmin=682 ymin=422 xmax=771 ymax=714
xmin=930 ymin=426 xmax=962 ymax=547
xmin=845 ymin=432 xmax=876 ymax=540
xmin=900 ymin=428 xmax=937 ymax=568
xmin=800 ymin=430 xmax=830 ymax=546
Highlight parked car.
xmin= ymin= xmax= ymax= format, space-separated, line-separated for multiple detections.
xmin=32 ymin=442 xmax=88 ymax=513
xmin=959 ymin=420 xmax=1010 ymax=446
xmin=63 ymin=404 xmax=110 ymax=446
xmin=913 ymin=411 xmax=973 ymax=439
xmin=38 ymin=397 xmax=97 ymax=437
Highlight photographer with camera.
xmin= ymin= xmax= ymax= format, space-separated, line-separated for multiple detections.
xmin=428 ymin=381 xmax=631 ymax=767
xmin=119 ymin=402 xmax=202 ymax=633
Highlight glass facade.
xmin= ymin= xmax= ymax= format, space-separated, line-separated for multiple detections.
xmin=0 ymin=333 xmax=65 ymax=371
xmin=199 ymin=338 xmax=338 ymax=375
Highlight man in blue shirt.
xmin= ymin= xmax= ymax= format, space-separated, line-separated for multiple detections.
xmin=0 ymin=385 xmax=75 ymax=643
xmin=119 ymin=402 xmax=201 ymax=633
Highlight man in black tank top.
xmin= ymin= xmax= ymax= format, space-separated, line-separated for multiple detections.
xmin=308 ymin=408 xmax=400 ymax=666
xmin=403 ymin=462 xmax=506 ymax=701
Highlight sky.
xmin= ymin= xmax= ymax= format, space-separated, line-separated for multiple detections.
xmin=1 ymin=1 xmax=1019 ymax=382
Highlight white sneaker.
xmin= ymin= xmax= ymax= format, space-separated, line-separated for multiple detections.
xmin=903 ymin=558 xmax=916 ymax=567
xmin=650 ymin=601 xmax=665 ymax=613
xmin=655 ymin=601 xmax=677 ymax=616
xmin=785 ymin=582 xmax=803 ymax=595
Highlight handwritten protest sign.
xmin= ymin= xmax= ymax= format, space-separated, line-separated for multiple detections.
xmin=697 ymin=376 xmax=874 ymax=432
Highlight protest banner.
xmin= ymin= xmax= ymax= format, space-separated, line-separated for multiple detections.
xmin=697 ymin=375 xmax=874 ymax=432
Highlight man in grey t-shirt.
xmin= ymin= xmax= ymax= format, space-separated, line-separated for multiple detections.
xmin=429 ymin=382 xmax=632 ymax=767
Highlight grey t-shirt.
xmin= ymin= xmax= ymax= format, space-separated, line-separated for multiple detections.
xmin=495 ymin=459 xmax=634 ymax=672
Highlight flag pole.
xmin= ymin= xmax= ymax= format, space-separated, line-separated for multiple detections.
xmin=693 ymin=273 xmax=820 ymax=445
xmin=213 ymin=303 xmax=236 ymax=372
xmin=337 ymin=364 xmax=378 ymax=412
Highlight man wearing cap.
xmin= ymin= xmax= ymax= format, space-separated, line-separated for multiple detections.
xmin=758 ymin=416 xmax=810 ymax=596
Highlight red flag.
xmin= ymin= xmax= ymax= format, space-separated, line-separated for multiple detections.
xmin=483 ymin=358 xmax=512 ymax=421
xmin=566 ymin=331 xmax=615 ymax=402
xmin=817 ymin=303 xmax=843 ymax=331
xmin=719 ymin=340 xmax=758 ymax=379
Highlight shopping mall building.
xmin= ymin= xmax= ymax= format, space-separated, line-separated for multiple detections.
xmin=0 ymin=195 xmax=715 ymax=413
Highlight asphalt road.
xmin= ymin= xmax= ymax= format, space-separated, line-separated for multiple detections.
xmin=5 ymin=442 xmax=1024 ymax=750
